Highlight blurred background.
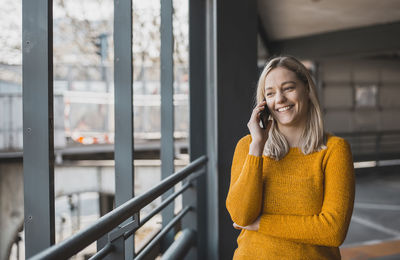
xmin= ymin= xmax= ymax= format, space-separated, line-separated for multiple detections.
xmin=1 ymin=0 xmax=400 ymax=259
xmin=1 ymin=0 xmax=190 ymax=259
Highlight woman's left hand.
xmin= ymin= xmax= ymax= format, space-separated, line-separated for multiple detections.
xmin=233 ymin=216 xmax=260 ymax=231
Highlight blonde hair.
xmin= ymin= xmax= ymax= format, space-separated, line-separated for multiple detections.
xmin=256 ymin=56 xmax=326 ymax=160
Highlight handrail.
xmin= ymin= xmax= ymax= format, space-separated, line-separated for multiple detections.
xmin=161 ymin=229 xmax=196 ymax=260
xmin=133 ymin=173 xmax=203 ymax=256
xmin=88 ymin=243 xmax=113 ymax=260
xmin=135 ymin=227 xmax=162 ymax=257
xmin=135 ymin=206 xmax=192 ymax=260
xmin=137 ymin=181 xmax=193 ymax=232
xmin=30 ymin=155 xmax=207 ymax=260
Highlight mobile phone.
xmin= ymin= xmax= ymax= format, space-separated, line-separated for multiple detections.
xmin=259 ymin=101 xmax=270 ymax=129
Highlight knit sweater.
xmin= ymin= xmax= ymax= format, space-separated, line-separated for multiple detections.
xmin=226 ymin=134 xmax=355 ymax=260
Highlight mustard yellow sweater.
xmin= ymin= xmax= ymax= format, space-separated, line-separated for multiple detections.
xmin=226 ymin=134 xmax=355 ymax=260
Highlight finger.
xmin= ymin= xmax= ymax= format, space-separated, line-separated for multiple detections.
xmin=233 ymin=223 xmax=242 ymax=230
xmin=233 ymin=223 xmax=242 ymax=228
xmin=250 ymin=103 xmax=268 ymax=124
xmin=256 ymin=100 xmax=267 ymax=108
xmin=253 ymin=101 xmax=267 ymax=111
xmin=253 ymin=105 xmax=265 ymax=112
xmin=258 ymin=99 xmax=267 ymax=104
xmin=249 ymin=111 xmax=265 ymax=129
xmin=252 ymin=107 xmax=264 ymax=117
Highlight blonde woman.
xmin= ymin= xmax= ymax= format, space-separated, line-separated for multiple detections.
xmin=226 ymin=56 xmax=355 ymax=259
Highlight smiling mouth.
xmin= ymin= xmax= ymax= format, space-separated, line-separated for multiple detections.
xmin=276 ymin=105 xmax=293 ymax=112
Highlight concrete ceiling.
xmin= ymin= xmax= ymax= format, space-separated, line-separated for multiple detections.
xmin=258 ymin=0 xmax=400 ymax=40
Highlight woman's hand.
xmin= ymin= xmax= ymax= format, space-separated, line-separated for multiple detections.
xmin=233 ymin=216 xmax=261 ymax=231
xmin=247 ymin=100 xmax=271 ymax=156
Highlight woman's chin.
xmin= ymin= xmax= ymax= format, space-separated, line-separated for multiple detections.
xmin=276 ymin=118 xmax=299 ymax=127
xmin=276 ymin=117 xmax=293 ymax=125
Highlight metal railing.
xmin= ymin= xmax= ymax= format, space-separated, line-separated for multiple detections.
xmin=336 ymin=130 xmax=400 ymax=162
xmin=30 ymin=155 xmax=207 ymax=260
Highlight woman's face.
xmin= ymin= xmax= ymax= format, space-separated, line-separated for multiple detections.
xmin=264 ymin=67 xmax=309 ymax=129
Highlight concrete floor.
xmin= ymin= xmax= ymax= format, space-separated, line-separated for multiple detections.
xmin=340 ymin=165 xmax=400 ymax=260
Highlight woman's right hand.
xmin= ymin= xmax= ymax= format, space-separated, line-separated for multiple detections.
xmin=247 ymin=100 xmax=271 ymax=156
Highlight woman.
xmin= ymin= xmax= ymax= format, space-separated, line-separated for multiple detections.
xmin=226 ymin=56 xmax=355 ymax=259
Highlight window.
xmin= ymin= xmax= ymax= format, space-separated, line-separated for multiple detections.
xmin=355 ymin=85 xmax=377 ymax=108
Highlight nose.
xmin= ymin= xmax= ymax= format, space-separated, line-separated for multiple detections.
xmin=275 ymin=90 xmax=287 ymax=104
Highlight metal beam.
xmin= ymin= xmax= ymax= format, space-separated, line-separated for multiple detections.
xmin=269 ymin=22 xmax=400 ymax=59
xmin=22 ymin=0 xmax=55 ymax=257
xmin=114 ymin=0 xmax=134 ymax=257
xmin=160 ymin=0 xmax=175 ymax=252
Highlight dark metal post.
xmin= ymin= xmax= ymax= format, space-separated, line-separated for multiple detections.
xmin=113 ymin=0 xmax=135 ymax=258
xmin=214 ymin=0 xmax=258 ymax=258
xmin=184 ymin=0 xmax=207 ymax=259
xmin=22 ymin=0 xmax=55 ymax=257
xmin=205 ymin=0 xmax=219 ymax=258
xmin=160 ymin=0 xmax=176 ymax=251
xmin=108 ymin=236 xmax=125 ymax=260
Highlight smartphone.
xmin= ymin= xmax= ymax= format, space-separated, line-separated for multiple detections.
xmin=259 ymin=100 xmax=270 ymax=129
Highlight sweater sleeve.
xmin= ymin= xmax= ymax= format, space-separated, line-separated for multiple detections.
xmin=258 ymin=138 xmax=355 ymax=247
xmin=226 ymin=135 xmax=264 ymax=227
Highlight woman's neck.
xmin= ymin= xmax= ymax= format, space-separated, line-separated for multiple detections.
xmin=278 ymin=123 xmax=306 ymax=148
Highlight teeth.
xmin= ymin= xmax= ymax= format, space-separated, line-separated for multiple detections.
xmin=278 ymin=106 xmax=291 ymax=112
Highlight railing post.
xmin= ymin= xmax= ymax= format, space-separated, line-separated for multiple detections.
xmin=105 ymin=216 xmax=139 ymax=260
xmin=107 ymin=236 xmax=125 ymax=260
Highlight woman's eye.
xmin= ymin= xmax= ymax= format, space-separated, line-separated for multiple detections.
xmin=284 ymin=86 xmax=295 ymax=91
xmin=266 ymin=92 xmax=273 ymax=96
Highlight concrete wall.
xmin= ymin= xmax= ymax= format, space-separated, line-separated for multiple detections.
xmin=320 ymin=59 xmax=400 ymax=133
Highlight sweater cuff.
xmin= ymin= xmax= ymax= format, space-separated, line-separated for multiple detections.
xmin=259 ymin=214 xmax=271 ymax=234
xmin=245 ymin=154 xmax=263 ymax=166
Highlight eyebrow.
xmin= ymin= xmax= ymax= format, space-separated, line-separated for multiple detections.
xmin=265 ymin=81 xmax=296 ymax=90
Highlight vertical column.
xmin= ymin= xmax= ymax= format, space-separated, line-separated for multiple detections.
xmin=160 ymin=0 xmax=175 ymax=251
xmin=205 ymin=0 xmax=219 ymax=259
xmin=183 ymin=0 xmax=207 ymax=259
xmin=215 ymin=0 xmax=258 ymax=259
xmin=22 ymin=0 xmax=55 ymax=257
xmin=114 ymin=0 xmax=134 ymax=258
xmin=205 ymin=0 xmax=220 ymax=259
